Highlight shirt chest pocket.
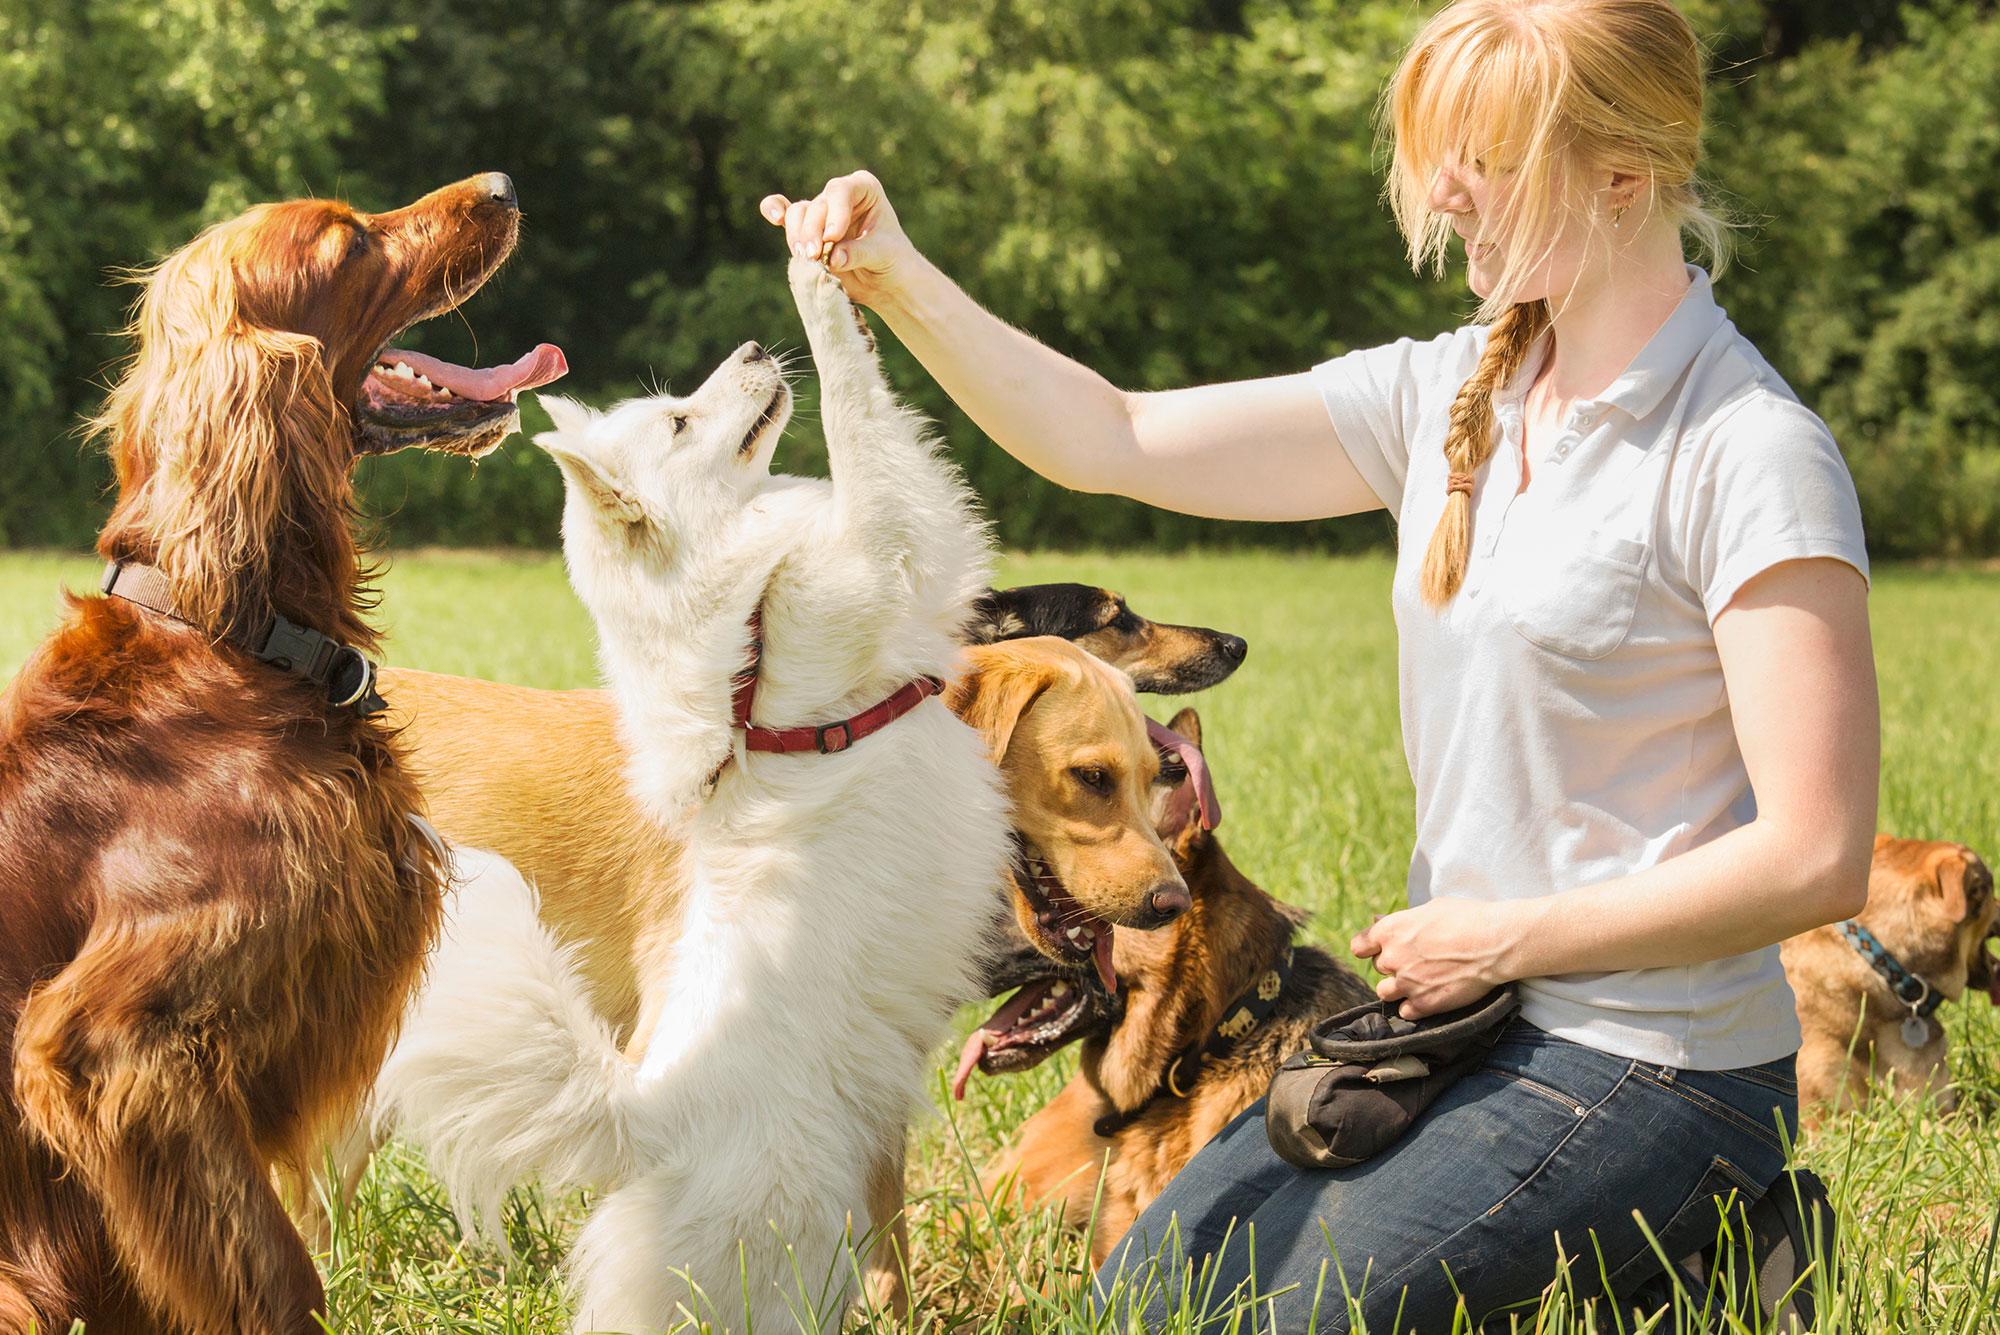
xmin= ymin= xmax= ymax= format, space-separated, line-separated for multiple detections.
xmin=1499 ymin=530 xmax=1650 ymax=660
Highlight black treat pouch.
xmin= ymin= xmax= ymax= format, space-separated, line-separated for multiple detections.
xmin=1265 ymin=985 xmax=1520 ymax=1170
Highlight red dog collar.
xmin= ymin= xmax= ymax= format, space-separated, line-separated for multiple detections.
xmin=728 ymin=607 xmax=943 ymax=758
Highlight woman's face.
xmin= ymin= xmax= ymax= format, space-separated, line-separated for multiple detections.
xmin=1429 ymin=157 xmax=1611 ymax=307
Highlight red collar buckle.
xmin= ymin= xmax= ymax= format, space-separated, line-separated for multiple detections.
xmin=815 ymin=721 xmax=853 ymax=753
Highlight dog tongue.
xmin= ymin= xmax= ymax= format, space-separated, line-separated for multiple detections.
xmin=951 ymin=981 xmax=1050 ymax=1101
xmin=383 ymin=343 xmax=569 ymax=401
xmin=1147 ymin=719 xmax=1220 ymax=830
xmin=951 ymin=1031 xmax=990 ymax=1102
xmin=1093 ymin=930 xmax=1118 ymax=995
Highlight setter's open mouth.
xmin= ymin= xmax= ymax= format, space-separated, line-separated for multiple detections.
xmin=358 ymin=339 xmax=568 ymax=458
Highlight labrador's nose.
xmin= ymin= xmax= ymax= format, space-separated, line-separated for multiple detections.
xmin=1131 ymin=880 xmax=1191 ymax=929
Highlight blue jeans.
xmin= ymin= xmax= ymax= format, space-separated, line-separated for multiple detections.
xmin=1098 ymin=1019 xmax=1798 ymax=1332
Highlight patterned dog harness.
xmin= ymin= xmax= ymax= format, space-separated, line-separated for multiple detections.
xmin=1093 ymin=942 xmax=1295 ymax=1137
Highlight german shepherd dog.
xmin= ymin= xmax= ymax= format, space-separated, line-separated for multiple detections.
xmin=970 ymin=708 xmax=1376 ymax=1265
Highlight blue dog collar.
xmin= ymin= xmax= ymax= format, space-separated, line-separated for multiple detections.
xmin=1839 ymin=920 xmax=1944 ymax=1019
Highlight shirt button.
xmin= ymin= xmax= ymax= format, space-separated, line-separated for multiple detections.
xmin=1552 ymin=435 xmax=1578 ymax=461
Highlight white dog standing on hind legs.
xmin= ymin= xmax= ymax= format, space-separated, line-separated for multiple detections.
xmin=375 ymin=257 xmax=1012 ymax=1332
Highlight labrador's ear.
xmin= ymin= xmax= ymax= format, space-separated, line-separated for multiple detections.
xmin=947 ymin=643 xmax=1062 ymax=765
xmin=1167 ymin=706 xmax=1202 ymax=752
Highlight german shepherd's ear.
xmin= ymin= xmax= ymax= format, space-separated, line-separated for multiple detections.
xmin=1155 ymin=707 xmax=1209 ymax=841
xmin=947 ymin=643 xmax=1061 ymax=765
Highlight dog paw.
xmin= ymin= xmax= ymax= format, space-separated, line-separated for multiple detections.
xmin=788 ymin=256 xmax=859 ymax=341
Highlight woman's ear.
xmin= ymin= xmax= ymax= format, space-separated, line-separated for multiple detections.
xmin=947 ymin=645 xmax=1060 ymax=765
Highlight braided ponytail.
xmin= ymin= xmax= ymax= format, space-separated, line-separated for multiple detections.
xmin=1417 ymin=300 xmax=1549 ymax=608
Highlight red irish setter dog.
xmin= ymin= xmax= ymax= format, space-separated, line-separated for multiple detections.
xmin=0 ymin=175 xmax=566 ymax=1334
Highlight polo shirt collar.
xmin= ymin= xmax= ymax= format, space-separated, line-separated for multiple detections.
xmin=1594 ymin=265 xmax=1725 ymax=420
xmin=1492 ymin=265 xmax=1726 ymax=421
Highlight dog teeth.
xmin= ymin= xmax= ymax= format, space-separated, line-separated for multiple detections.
xmin=415 ymin=373 xmax=433 ymax=389
xmin=1050 ymin=981 xmax=1070 ymax=998
xmin=1064 ymin=926 xmax=1095 ymax=949
xmin=392 ymin=362 xmax=415 ymax=380
xmin=437 ymin=386 xmax=454 ymax=398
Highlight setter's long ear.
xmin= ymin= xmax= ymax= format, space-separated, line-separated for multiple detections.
xmin=946 ymin=644 xmax=1063 ymax=765
xmin=94 ymin=222 xmax=353 ymax=642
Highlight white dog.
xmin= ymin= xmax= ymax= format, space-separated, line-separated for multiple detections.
xmin=374 ymin=258 xmax=1011 ymax=1331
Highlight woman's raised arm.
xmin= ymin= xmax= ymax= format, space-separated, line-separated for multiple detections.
xmin=763 ymin=171 xmax=1383 ymax=522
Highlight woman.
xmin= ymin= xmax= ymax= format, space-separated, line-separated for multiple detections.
xmin=765 ymin=0 xmax=1876 ymax=1327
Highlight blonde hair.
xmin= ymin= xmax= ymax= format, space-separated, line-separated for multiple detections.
xmin=1382 ymin=0 xmax=1729 ymax=607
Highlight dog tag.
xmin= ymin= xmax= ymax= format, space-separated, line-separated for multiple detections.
xmin=1901 ymin=1014 xmax=1931 ymax=1048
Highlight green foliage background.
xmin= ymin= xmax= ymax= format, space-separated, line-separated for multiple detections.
xmin=3 ymin=0 xmax=1995 ymax=555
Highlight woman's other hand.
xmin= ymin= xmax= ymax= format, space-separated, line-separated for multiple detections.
xmin=1351 ymin=898 xmax=1531 ymax=1019
xmin=760 ymin=170 xmax=914 ymax=309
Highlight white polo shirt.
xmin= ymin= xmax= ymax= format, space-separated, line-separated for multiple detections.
xmin=1314 ymin=267 xmax=1869 ymax=1070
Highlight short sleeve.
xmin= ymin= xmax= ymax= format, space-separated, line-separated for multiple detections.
xmin=1684 ymin=393 xmax=1871 ymax=624
xmin=1311 ymin=329 xmax=1482 ymax=511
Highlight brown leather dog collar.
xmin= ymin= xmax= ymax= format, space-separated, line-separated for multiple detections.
xmin=101 ymin=559 xmax=387 ymax=716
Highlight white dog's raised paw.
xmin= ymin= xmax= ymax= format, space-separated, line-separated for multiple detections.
xmin=788 ymin=255 xmax=861 ymax=342
xmin=788 ymin=253 xmax=842 ymax=300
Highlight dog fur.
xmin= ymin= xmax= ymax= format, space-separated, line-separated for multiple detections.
xmin=977 ymin=708 xmax=1376 ymax=1265
xmin=366 ymin=581 xmax=1231 ymax=1052
xmin=965 ymin=583 xmax=1247 ymax=694
xmin=0 ymin=177 xmax=531 ymax=1335
xmin=1782 ymin=834 xmax=1997 ymax=1125
xmin=357 ymin=634 xmax=1192 ymax=1313
xmin=381 ymin=257 xmax=1014 ymax=1332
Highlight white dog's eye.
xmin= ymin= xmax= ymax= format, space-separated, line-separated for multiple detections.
xmin=669 ymin=415 xmax=688 ymax=435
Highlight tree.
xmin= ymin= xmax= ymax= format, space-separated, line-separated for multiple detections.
xmin=0 ymin=0 xmax=389 ymax=544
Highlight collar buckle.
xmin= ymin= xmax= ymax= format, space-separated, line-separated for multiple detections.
xmin=328 ymin=646 xmax=379 ymax=710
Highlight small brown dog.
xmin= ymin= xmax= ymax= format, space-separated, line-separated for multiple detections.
xmin=975 ymin=708 xmax=1376 ymax=1264
xmin=0 ymin=177 xmax=558 ymax=1335
xmin=1783 ymin=834 xmax=1997 ymax=1125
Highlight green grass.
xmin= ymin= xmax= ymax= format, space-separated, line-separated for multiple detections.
xmin=3 ymin=550 xmax=1997 ymax=1332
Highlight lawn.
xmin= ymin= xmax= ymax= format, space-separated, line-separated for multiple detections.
xmin=2 ymin=550 xmax=1996 ymax=1332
